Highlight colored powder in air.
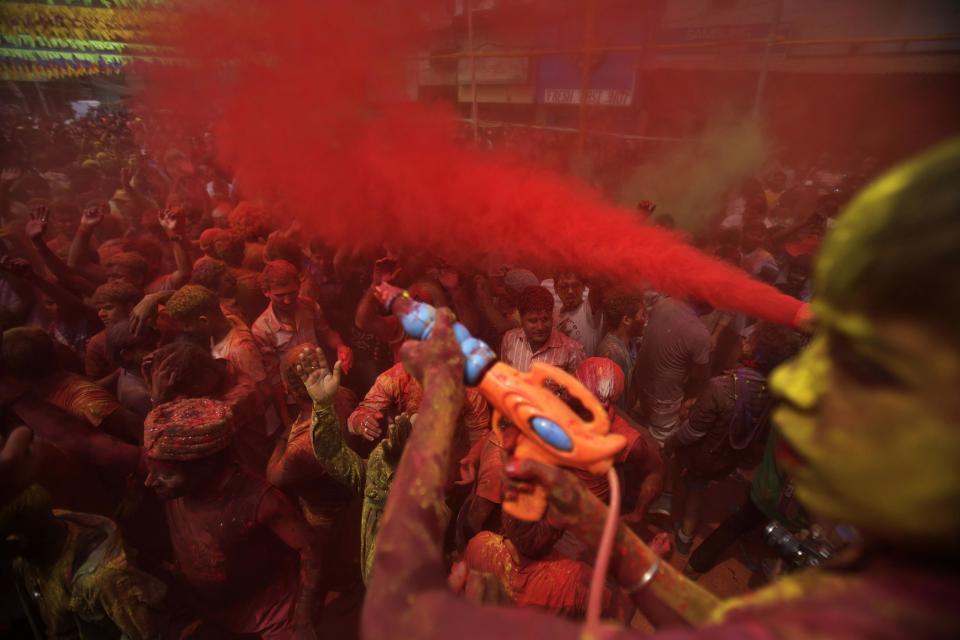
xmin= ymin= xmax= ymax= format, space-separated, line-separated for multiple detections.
xmin=138 ymin=0 xmax=803 ymax=326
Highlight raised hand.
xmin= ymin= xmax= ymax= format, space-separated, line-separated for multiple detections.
xmin=146 ymin=357 xmax=178 ymax=406
xmin=129 ymin=292 xmax=160 ymax=336
xmin=79 ymin=203 xmax=106 ymax=231
xmin=297 ymin=346 xmax=342 ymax=407
xmin=158 ymin=205 xmax=185 ymax=239
xmin=25 ymin=205 xmax=48 ymax=241
xmin=336 ymin=344 xmax=354 ymax=375
xmin=371 ymin=255 xmax=401 ymax=287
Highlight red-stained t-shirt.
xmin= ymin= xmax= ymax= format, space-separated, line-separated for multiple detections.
xmin=164 ymin=467 xmax=299 ymax=634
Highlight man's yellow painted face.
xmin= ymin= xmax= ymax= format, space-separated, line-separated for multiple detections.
xmin=769 ymin=141 xmax=960 ymax=550
xmin=770 ymin=309 xmax=960 ymax=548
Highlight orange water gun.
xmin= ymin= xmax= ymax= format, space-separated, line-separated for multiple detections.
xmin=376 ymin=283 xmax=626 ymax=521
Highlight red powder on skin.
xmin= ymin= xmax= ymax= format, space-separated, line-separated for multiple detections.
xmin=138 ymin=0 xmax=802 ymax=327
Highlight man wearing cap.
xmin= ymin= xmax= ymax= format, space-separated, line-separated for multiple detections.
xmin=143 ymin=398 xmax=321 ymax=639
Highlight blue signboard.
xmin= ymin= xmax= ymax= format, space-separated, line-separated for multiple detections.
xmin=535 ymin=8 xmax=643 ymax=107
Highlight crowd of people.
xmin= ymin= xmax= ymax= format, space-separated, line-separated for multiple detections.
xmin=1 ymin=105 xmax=956 ymax=640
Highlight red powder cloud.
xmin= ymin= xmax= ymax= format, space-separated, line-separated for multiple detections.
xmin=138 ymin=0 xmax=802 ymax=326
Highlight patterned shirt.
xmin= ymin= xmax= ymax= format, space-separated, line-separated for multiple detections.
xmin=499 ymin=328 xmax=586 ymax=374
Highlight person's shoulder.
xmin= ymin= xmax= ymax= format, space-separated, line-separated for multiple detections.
xmin=250 ymin=306 xmax=272 ymax=331
xmin=227 ymin=316 xmax=256 ymax=340
xmin=501 ymin=327 xmax=524 ymax=342
xmin=552 ymin=329 xmax=583 ymax=350
xmin=382 ymin=361 xmax=411 ymax=380
xmin=596 ymin=333 xmax=622 ymax=356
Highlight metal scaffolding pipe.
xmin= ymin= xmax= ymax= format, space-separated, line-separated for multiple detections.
xmin=753 ymin=0 xmax=785 ymax=117
xmin=467 ymin=0 xmax=478 ymax=142
xmin=422 ymin=33 xmax=960 ymax=61
xmin=578 ymin=0 xmax=597 ymax=153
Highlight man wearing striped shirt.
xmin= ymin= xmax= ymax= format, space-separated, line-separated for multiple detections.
xmin=461 ymin=285 xmax=586 ymax=538
xmin=499 ymin=285 xmax=585 ymax=374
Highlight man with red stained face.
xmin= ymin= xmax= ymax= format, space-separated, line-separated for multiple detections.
xmin=143 ymin=398 xmax=322 ymax=638
xmin=548 ymin=271 xmax=601 ymax=357
xmin=84 ymin=281 xmax=143 ymax=380
xmin=252 ymin=259 xmax=353 ymax=395
xmin=500 ymin=285 xmax=585 ymax=375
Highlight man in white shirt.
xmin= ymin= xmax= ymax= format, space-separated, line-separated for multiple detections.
xmin=541 ymin=271 xmax=601 ymax=357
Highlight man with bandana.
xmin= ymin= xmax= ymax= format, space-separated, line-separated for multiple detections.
xmin=362 ymin=139 xmax=960 ymax=639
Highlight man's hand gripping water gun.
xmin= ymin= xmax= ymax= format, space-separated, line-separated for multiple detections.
xmin=375 ymin=283 xmax=626 ymax=521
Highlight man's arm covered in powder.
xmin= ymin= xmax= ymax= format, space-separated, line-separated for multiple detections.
xmin=301 ymin=347 xmax=366 ymax=495
xmin=256 ymin=488 xmax=323 ymax=638
xmin=311 ymin=402 xmax=366 ymax=495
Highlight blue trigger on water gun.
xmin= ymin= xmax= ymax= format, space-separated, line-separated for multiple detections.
xmin=529 ymin=416 xmax=574 ymax=452
xmin=400 ymin=301 xmax=436 ymax=340
xmin=457 ymin=328 xmax=496 ymax=386
xmin=399 ymin=298 xmax=496 ymax=386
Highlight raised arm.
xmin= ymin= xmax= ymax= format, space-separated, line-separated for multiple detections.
xmin=354 ymin=256 xmax=405 ymax=342
xmin=157 ymin=206 xmax=193 ymax=290
xmin=311 ymin=299 xmax=353 ymax=373
xmin=0 ymin=255 xmax=99 ymax=326
xmin=473 ymin=274 xmax=519 ymax=337
xmin=299 ymin=347 xmax=367 ymax=495
xmin=67 ymin=204 xmax=109 ymax=287
xmin=27 ymin=206 xmax=99 ymax=295
xmin=438 ymin=264 xmax=481 ymax=336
